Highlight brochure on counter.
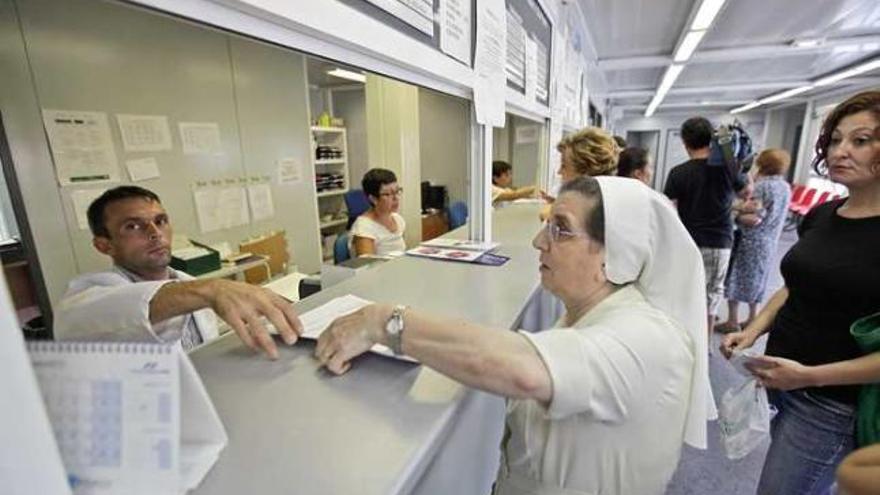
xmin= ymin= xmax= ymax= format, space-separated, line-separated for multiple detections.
xmin=406 ymin=241 xmax=510 ymax=266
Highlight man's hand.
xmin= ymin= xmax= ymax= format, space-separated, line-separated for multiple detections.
xmin=720 ymin=329 xmax=759 ymax=359
xmin=204 ymin=279 xmax=303 ymax=359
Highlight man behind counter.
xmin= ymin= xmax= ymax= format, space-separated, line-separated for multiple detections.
xmin=55 ymin=186 xmax=301 ymax=359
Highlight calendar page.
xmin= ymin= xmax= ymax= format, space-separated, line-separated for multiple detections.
xmin=28 ymin=342 xmax=180 ymax=495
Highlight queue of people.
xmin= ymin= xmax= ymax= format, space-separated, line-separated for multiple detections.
xmin=48 ymin=89 xmax=879 ymax=495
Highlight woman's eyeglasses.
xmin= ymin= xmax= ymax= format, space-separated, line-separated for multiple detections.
xmin=379 ymin=188 xmax=404 ymax=198
xmin=544 ymin=219 xmax=589 ymax=243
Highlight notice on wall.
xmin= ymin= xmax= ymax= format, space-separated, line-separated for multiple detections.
xmin=473 ymin=0 xmax=506 ymax=127
xmin=524 ymin=36 xmax=538 ymax=103
xmin=125 ymin=157 xmax=160 ymax=182
xmin=116 ymin=114 xmax=172 ymax=152
xmin=277 ymin=157 xmax=302 ymax=185
xmin=364 ymin=0 xmax=434 ymax=36
xmin=439 ymin=0 xmax=472 ymax=65
xmin=179 ymin=122 xmax=223 ymax=155
xmin=535 ymin=39 xmax=549 ymax=102
xmin=42 ymin=109 xmax=120 ymax=186
xmin=70 ymin=188 xmax=107 ymax=230
xmin=515 ymin=125 xmax=540 ymax=144
xmin=505 ymin=8 xmax=526 ymax=88
xmin=193 ymin=186 xmax=249 ymax=233
xmin=247 ymin=184 xmax=275 ymax=221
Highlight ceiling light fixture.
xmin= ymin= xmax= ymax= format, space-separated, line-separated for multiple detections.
xmin=691 ymin=0 xmax=727 ymax=30
xmin=327 ymin=68 xmax=366 ymax=83
xmin=644 ymin=64 xmax=685 ymax=117
xmin=674 ymin=30 xmax=707 ymax=63
xmin=729 ymin=57 xmax=880 ymax=114
xmin=813 ymin=58 xmax=880 ymax=86
xmin=791 ymin=37 xmax=825 ymax=48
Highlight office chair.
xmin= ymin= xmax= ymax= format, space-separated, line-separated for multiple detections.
xmin=334 ymin=232 xmax=351 ymax=264
xmin=344 ymin=189 xmax=371 ymax=229
xmin=448 ymin=201 xmax=468 ymax=230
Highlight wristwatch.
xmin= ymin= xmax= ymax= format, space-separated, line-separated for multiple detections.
xmin=385 ymin=305 xmax=407 ymax=355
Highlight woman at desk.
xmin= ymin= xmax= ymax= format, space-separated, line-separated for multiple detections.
xmin=318 ymin=176 xmax=711 ymax=495
xmin=350 ymin=168 xmax=406 ymax=258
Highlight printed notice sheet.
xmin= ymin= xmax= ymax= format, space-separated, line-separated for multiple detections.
xmin=126 ymin=157 xmax=161 ymax=182
xmin=247 ymin=183 xmax=274 ymax=221
xmin=179 ymin=122 xmax=223 ymax=155
xmin=71 ymin=188 xmax=107 ymax=230
xmin=473 ymin=0 xmax=506 ymax=126
xmin=277 ymin=157 xmax=303 ymax=185
xmin=439 ymin=0 xmax=472 ymax=64
xmin=43 ymin=109 xmax=120 ymax=185
xmin=116 ymin=114 xmax=172 ymax=152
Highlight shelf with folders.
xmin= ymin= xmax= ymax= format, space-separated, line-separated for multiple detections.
xmin=311 ymin=126 xmax=350 ymax=264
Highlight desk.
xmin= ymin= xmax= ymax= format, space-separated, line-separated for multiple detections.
xmin=190 ymin=204 xmax=544 ymax=494
xmin=195 ymin=255 xmax=271 ymax=283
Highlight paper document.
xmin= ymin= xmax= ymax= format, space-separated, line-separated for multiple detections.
xmin=43 ymin=109 xmax=120 ymax=185
xmin=116 ymin=114 xmax=172 ymax=152
xmin=71 ymin=188 xmax=107 ymax=230
xmin=179 ymin=122 xmax=223 ymax=155
xmin=439 ymin=0 xmax=472 ymax=65
xmin=193 ymin=186 xmax=250 ymax=233
xmin=263 ymin=272 xmax=309 ymax=302
xmin=27 ymin=342 xmax=227 ymax=494
xmin=247 ymin=184 xmax=274 ymax=221
xmin=277 ymin=157 xmax=302 ymax=185
xmin=272 ymin=295 xmax=417 ymax=363
xmin=419 ymin=238 xmax=499 ymax=252
xmin=473 ymin=0 xmax=506 ymax=126
xmin=126 ymin=157 xmax=161 ymax=182
xmin=407 ymin=246 xmax=486 ymax=263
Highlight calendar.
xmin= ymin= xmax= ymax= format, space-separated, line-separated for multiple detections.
xmin=28 ymin=342 xmax=227 ymax=494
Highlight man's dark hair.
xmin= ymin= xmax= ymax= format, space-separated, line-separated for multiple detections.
xmin=492 ymin=160 xmax=512 ymax=179
xmin=617 ymin=147 xmax=650 ymax=178
xmin=680 ymin=117 xmax=714 ymax=150
xmin=87 ymin=186 xmax=161 ymax=238
xmin=558 ymin=176 xmax=604 ymax=245
xmin=361 ymin=168 xmax=398 ymax=201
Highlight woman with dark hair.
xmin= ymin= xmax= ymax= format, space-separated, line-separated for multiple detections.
xmin=722 ymin=90 xmax=880 ymax=494
xmin=319 ymin=176 xmax=713 ymax=495
xmin=717 ymin=148 xmax=792 ymax=332
xmin=350 ymin=168 xmax=406 ymax=257
xmin=616 ymin=146 xmax=654 ymax=186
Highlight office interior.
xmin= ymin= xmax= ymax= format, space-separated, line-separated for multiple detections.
xmin=1 ymin=0 xmax=878 ymax=493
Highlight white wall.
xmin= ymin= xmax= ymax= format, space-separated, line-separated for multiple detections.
xmin=0 ymin=0 xmax=322 ymax=307
xmin=418 ymin=89 xmax=470 ymax=206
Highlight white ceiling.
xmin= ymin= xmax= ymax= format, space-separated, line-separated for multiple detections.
xmin=578 ymin=0 xmax=880 ymax=116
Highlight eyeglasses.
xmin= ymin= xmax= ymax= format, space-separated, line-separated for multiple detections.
xmin=543 ymin=219 xmax=589 ymax=243
xmin=379 ymin=188 xmax=403 ymax=198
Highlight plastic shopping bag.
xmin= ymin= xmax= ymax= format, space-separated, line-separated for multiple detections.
xmin=718 ymin=350 xmax=776 ymax=459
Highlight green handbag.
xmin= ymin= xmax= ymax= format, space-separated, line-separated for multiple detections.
xmin=851 ymin=311 xmax=880 ymax=446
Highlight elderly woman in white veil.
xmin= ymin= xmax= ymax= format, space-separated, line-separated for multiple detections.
xmin=317 ymin=176 xmax=714 ymax=495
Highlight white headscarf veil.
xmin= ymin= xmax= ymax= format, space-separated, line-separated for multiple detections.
xmin=594 ymin=176 xmax=717 ymax=449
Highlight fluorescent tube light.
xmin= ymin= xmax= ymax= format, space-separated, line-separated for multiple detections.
xmin=691 ymin=0 xmax=727 ymax=30
xmin=813 ymin=58 xmax=880 ymax=87
xmin=674 ymin=30 xmax=707 ymax=63
xmin=657 ymin=64 xmax=685 ymax=96
xmin=759 ymin=85 xmax=815 ymax=105
xmin=644 ymin=65 xmax=685 ymax=117
xmin=730 ymin=101 xmax=761 ymax=114
xmin=791 ymin=37 xmax=825 ymax=48
xmin=327 ymin=68 xmax=366 ymax=83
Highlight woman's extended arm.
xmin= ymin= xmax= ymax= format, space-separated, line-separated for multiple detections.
xmin=316 ymin=304 xmax=552 ymax=402
xmin=720 ymin=287 xmax=788 ymax=358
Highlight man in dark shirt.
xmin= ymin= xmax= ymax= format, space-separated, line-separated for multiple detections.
xmin=664 ymin=117 xmax=746 ymax=335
